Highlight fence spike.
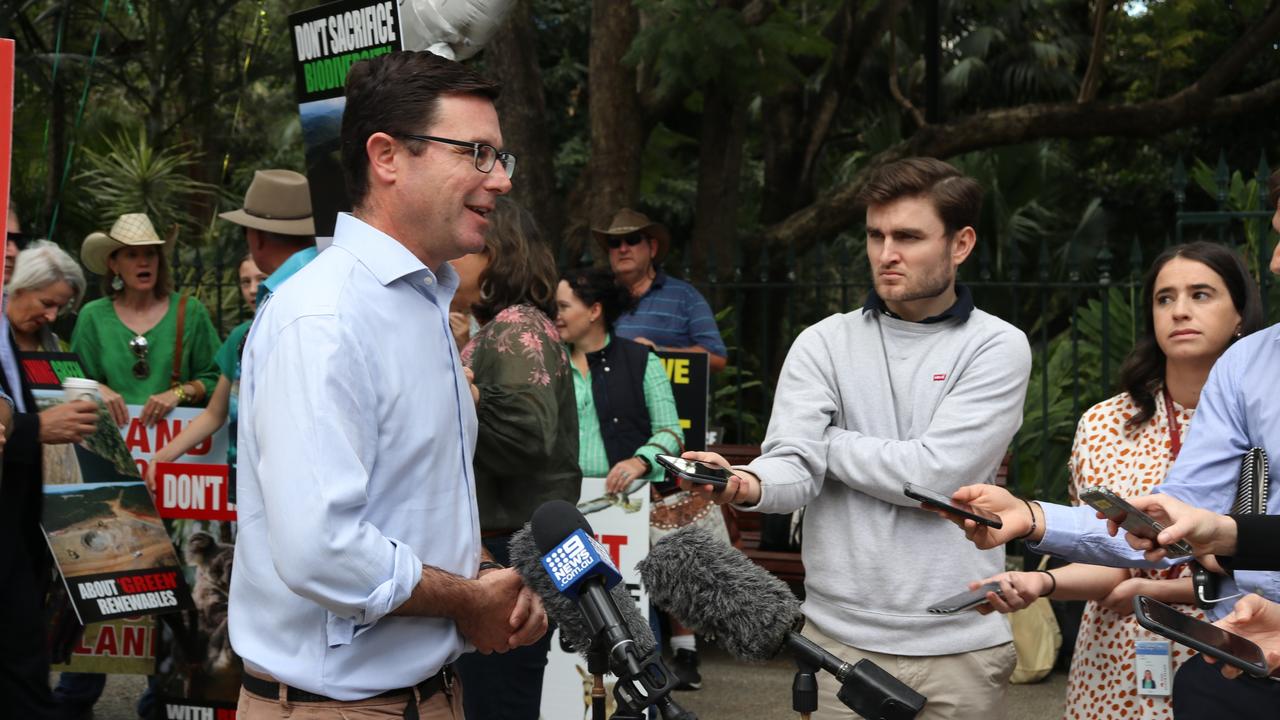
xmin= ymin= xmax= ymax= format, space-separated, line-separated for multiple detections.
xmin=1215 ymin=150 xmax=1230 ymax=208
xmin=1097 ymin=242 xmax=1113 ymax=286
xmin=757 ymin=241 xmax=770 ymax=283
xmin=1172 ymin=155 xmax=1187 ymax=206
xmin=1257 ymin=151 xmax=1271 ymax=210
xmin=1037 ymin=235 xmax=1050 ymax=282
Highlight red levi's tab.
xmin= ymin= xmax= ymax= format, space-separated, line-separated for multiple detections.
xmin=932 ymin=373 xmax=947 ymax=382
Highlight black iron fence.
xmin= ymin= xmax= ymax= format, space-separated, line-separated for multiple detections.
xmin=165 ymin=156 xmax=1277 ymax=503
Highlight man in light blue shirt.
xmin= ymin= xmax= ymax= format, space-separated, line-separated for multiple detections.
xmin=230 ymin=51 xmax=544 ymax=719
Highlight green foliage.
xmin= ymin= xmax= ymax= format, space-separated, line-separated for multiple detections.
xmin=1188 ymin=157 xmax=1271 ymax=278
xmin=708 ymin=306 xmax=766 ymax=443
xmin=1010 ymin=288 xmax=1137 ymax=503
xmin=625 ymin=0 xmax=833 ymax=97
xmin=77 ymin=131 xmax=218 ymax=234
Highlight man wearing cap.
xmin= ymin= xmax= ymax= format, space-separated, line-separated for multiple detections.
xmin=220 ymin=169 xmax=318 ymax=306
xmin=595 ymin=208 xmax=727 ymax=373
xmin=230 ymin=51 xmax=544 ymax=719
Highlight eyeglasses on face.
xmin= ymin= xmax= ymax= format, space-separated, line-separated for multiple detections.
xmin=606 ymin=233 xmax=647 ymax=250
xmin=6 ymin=232 xmax=29 ymax=250
xmin=394 ymin=133 xmax=517 ymax=179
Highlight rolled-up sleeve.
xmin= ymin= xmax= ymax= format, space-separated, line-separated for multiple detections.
xmin=252 ymin=315 xmax=422 ymax=646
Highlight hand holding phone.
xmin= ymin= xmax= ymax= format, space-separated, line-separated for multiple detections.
xmin=1134 ymin=595 xmax=1270 ymax=678
xmin=1078 ymin=486 xmax=1194 ymax=558
xmin=927 ymin=582 xmax=1004 ymax=614
xmin=655 ymin=454 xmax=732 ymax=489
xmin=904 ymin=482 xmax=1003 ymax=529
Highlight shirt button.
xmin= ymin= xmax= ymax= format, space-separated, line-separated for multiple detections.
xmin=604 ymin=366 xmax=611 ymax=372
xmin=613 ymin=418 xmax=619 ymax=423
xmin=424 ymin=276 xmax=434 ymax=286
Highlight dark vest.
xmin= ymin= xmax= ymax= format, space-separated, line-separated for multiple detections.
xmin=587 ymin=336 xmax=652 ymax=466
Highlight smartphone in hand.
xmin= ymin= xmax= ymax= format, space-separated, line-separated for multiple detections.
xmin=904 ymin=482 xmax=1003 ymax=529
xmin=1134 ymin=595 xmax=1270 ymax=678
xmin=1078 ymin=486 xmax=1194 ymax=558
xmin=654 ymin=454 xmax=732 ymax=489
xmin=927 ymin=582 xmax=1005 ymax=614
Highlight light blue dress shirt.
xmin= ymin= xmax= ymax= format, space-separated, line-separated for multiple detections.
xmin=229 ymin=213 xmax=481 ymax=699
xmin=1033 ymin=324 xmax=1280 ymax=619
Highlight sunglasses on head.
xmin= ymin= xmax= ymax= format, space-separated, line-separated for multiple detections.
xmin=606 ymin=233 xmax=647 ymax=250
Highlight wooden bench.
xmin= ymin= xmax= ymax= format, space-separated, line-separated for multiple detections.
xmin=707 ymin=444 xmax=806 ymax=591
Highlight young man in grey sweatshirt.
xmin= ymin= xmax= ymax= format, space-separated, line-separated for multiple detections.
xmin=683 ymin=157 xmax=1032 ymax=719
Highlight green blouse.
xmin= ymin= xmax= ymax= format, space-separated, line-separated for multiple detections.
xmin=70 ymin=292 xmax=221 ymax=405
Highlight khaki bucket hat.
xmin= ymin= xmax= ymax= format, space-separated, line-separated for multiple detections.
xmin=81 ymin=213 xmax=169 ymax=275
xmin=592 ymin=208 xmax=671 ymax=262
xmin=218 ymin=169 xmax=315 ymax=236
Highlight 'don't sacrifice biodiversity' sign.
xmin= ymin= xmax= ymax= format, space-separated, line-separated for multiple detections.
xmin=289 ymin=0 xmax=400 ymax=102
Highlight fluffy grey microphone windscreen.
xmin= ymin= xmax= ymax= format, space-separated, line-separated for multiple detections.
xmin=639 ymin=525 xmax=802 ymax=661
xmin=507 ymin=524 xmax=656 ymax=657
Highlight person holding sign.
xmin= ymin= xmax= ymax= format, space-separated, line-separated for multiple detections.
xmin=232 ymin=50 xmax=544 ymax=719
xmin=451 ymin=198 xmax=579 ymax=720
xmin=595 ymin=208 xmax=727 ymax=373
xmin=555 ymin=266 xmax=726 ymax=690
xmin=72 ymin=213 xmax=220 ymax=427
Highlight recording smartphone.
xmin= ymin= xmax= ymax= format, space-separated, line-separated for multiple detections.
xmin=926 ymin=582 xmax=1005 ymax=614
xmin=1133 ymin=595 xmax=1271 ymax=678
xmin=903 ymin=482 xmax=1003 ymax=529
xmin=1077 ymin=486 xmax=1194 ymax=558
xmin=654 ymin=454 xmax=732 ymax=489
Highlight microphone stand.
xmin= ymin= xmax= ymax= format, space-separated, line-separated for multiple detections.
xmin=784 ymin=632 xmax=926 ymax=720
xmin=586 ymin=645 xmax=616 ymax=717
xmin=792 ymin=654 xmax=819 ymax=719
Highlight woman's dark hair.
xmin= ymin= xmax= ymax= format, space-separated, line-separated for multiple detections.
xmin=471 ymin=198 xmax=558 ymax=324
xmin=1118 ymin=241 xmax=1263 ymax=430
xmin=561 ymin=266 xmax=633 ymax=332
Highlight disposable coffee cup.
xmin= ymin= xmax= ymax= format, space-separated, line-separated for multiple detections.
xmin=62 ymin=377 xmax=101 ymax=404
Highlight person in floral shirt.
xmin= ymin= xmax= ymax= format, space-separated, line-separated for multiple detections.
xmin=452 ymin=197 xmax=580 ymax=720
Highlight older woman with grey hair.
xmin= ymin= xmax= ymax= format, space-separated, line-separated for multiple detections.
xmin=7 ymin=239 xmax=86 ymax=352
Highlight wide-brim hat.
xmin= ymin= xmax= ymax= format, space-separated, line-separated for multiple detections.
xmin=81 ymin=213 xmax=170 ymax=275
xmin=218 ymin=169 xmax=315 ymax=236
xmin=592 ymin=208 xmax=671 ymax=262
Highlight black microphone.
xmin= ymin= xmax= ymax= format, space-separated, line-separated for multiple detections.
xmin=509 ymin=500 xmax=694 ymax=720
xmin=639 ymin=526 xmax=927 ymax=719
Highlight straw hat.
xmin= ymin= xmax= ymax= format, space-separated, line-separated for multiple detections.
xmin=81 ymin=213 xmax=169 ymax=275
xmin=592 ymin=208 xmax=671 ymax=262
xmin=218 ymin=169 xmax=315 ymax=236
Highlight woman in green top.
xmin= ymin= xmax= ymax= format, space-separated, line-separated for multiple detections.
xmin=72 ymin=213 xmax=220 ymax=427
xmin=146 ymin=254 xmax=266 ymax=494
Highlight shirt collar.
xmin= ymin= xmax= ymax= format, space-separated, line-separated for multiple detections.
xmin=862 ymin=283 xmax=974 ymax=324
xmin=258 ymin=245 xmax=319 ymax=304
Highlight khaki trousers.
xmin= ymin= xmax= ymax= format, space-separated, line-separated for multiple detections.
xmin=802 ymin=622 xmax=1015 ymax=720
xmin=236 ymin=677 xmax=464 ymax=719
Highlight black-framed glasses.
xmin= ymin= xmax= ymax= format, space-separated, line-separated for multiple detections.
xmin=129 ymin=335 xmax=150 ymax=380
xmin=394 ymin=133 xmax=516 ymax=179
xmin=605 ymin=233 xmax=647 ymax=250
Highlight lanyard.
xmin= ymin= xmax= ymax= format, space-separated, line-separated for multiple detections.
xmin=1162 ymin=387 xmax=1182 ymax=461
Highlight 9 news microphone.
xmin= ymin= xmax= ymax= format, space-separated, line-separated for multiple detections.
xmin=638 ymin=526 xmax=927 ymax=720
xmin=508 ymin=500 xmax=694 ymax=720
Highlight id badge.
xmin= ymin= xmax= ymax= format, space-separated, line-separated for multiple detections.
xmin=1135 ymin=640 xmax=1172 ymax=696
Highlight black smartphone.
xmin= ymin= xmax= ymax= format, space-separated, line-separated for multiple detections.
xmin=903 ymin=482 xmax=1003 ymax=529
xmin=1133 ymin=595 xmax=1270 ymax=678
xmin=1077 ymin=486 xmax=1194 ymax=558
xmin=926 ymin=582 xmax=1004 ymax=614
xmin=654 ymin=454 xmax=732 ymax=489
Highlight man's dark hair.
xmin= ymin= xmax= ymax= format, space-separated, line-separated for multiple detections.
xmin=340 ymin=51 xmax=499 ymax=207
xmin=1268 ymin=168 xmax=1280 ymax=210
xmin=855 ymin=157 xmax=983 ymax=236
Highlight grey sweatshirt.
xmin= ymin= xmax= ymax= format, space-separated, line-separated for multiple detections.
xmin=744 ymin=307 xmax=1031 ymax=655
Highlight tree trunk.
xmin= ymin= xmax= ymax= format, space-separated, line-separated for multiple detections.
xmin=576 ymin=0 xmax=644 ymax=256
xmin=485 ymin=0 xmax=564 ymax=250
xmin=689 ymin=83 xmax=748 ymax=279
